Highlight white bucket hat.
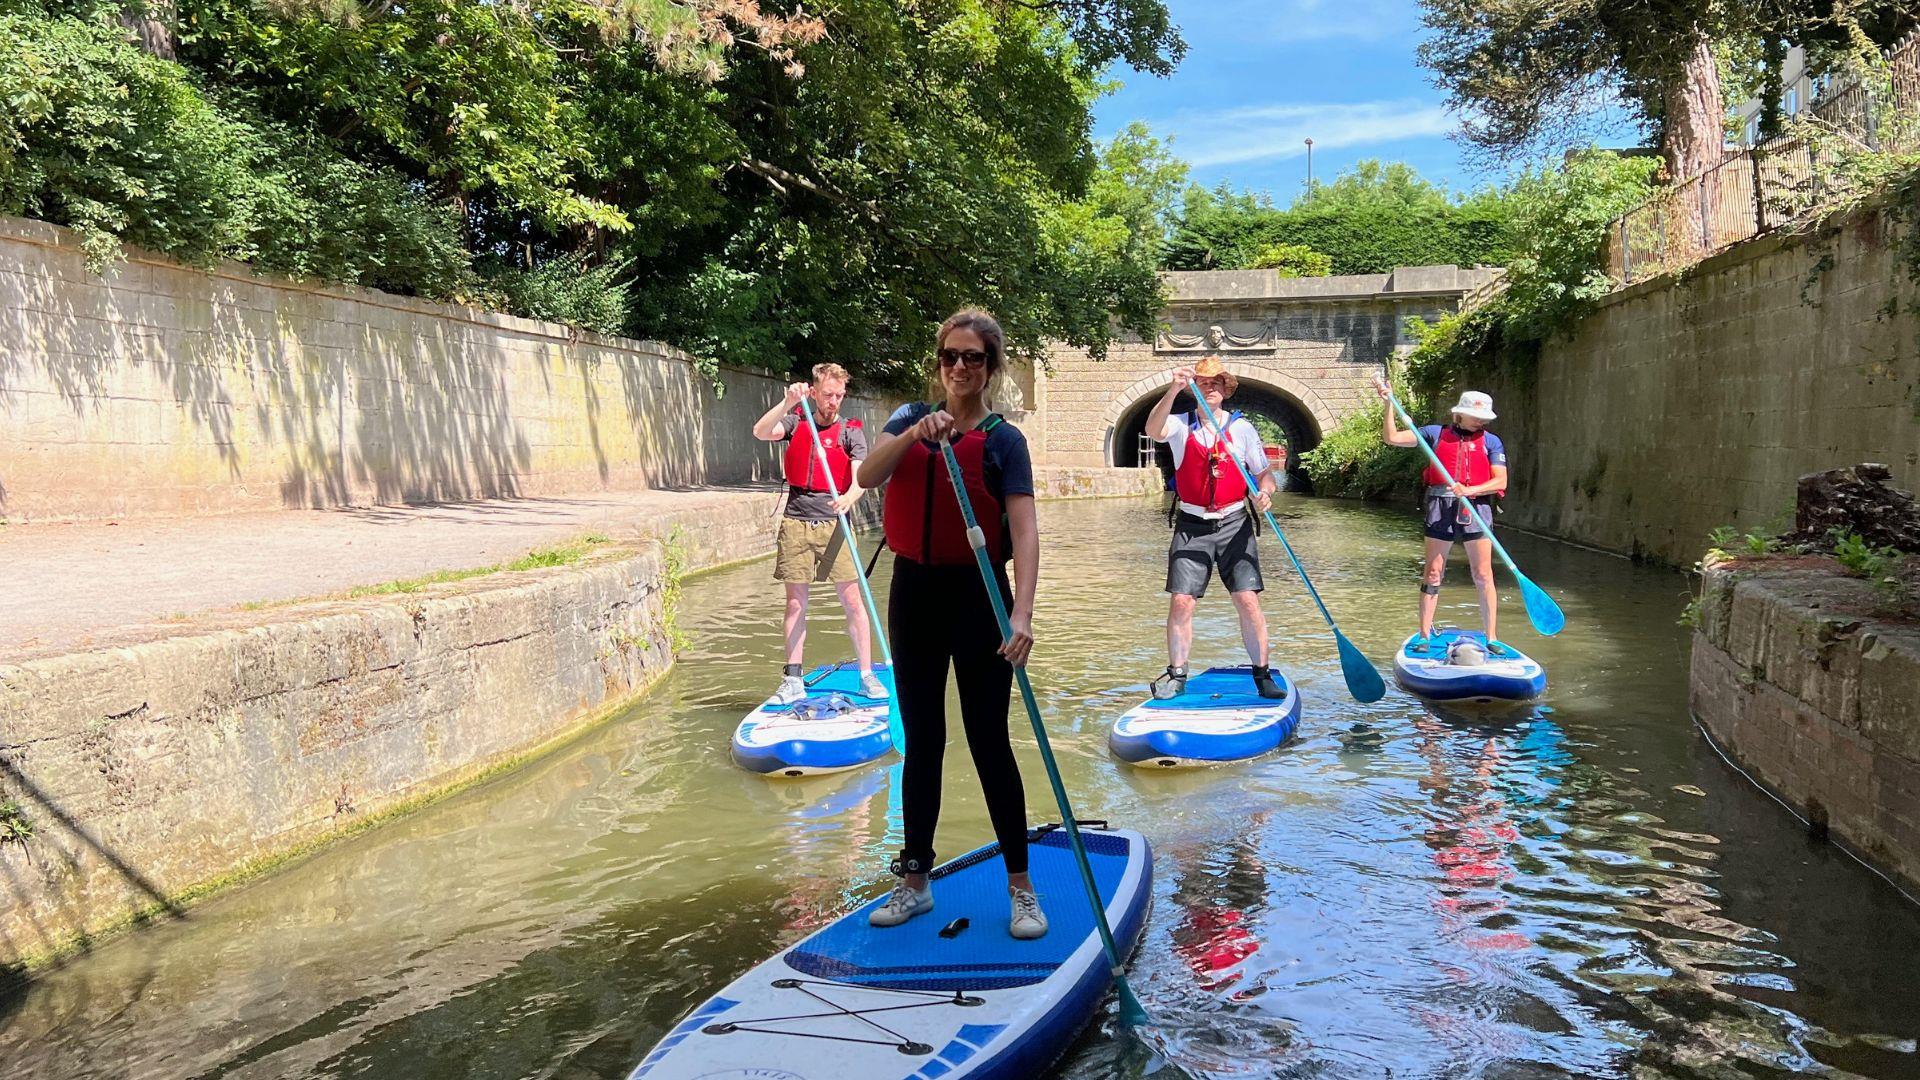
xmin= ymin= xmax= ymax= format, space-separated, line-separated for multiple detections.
xmin=1451 ymin=391 xmax=1496 ymax=421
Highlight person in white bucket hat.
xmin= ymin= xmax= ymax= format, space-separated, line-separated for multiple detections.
xmin=1370 ymin=376 xmax=1511 ymax=651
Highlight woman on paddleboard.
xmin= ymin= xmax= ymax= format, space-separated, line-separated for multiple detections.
xmin=1371 ymin=375 xmax=1511 ymax=650
xmin=857 ymin=309 xmax=1047 ymax=941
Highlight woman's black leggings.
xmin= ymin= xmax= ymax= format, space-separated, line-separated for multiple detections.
xmin=889 ymin=555 xmax=1030 ymax=876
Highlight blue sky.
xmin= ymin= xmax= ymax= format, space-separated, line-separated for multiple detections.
xmin=1093 ymin=0 xmax=1486 ymax=203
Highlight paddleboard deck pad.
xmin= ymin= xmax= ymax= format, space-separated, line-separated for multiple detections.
xmin=1393 ymin=629 xmax=1545 ymax=702
xmin=629 ymin=824 xmax=1152 ymax=1080
xmin=1109 ymin=666 xmax=1301 ymax=768
xmin=732 ymin=662 xmax=896 ymax=776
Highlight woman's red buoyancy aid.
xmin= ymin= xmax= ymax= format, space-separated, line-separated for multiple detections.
xmin=1422 ymin=426 xmax=1495 ymax=489
xmin=1173 ymin=411 xmax=1250 ymax=512
xmin=783 ymin=415 xmax=858 ymax=493
xmin=882 ymin=414 xmax=1009 ymax=565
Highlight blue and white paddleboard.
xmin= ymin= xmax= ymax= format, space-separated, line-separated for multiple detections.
xmin=1109 ymin=666 xmax=1301 ymax=769
xmin=732 ymin=663 xmax=896 ymax=777
xmin=1392 ymin=629 xmax=1546 ymax=703
xmin=629 ymin=825 xmax=1153 ymax=1080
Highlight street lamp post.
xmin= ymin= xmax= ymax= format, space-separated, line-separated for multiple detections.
xmin=1304 ymin=138 xmax=1314 ymax=194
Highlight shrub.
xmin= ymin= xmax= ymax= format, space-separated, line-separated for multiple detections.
xmin=0 ymin=11 xmax=469 ymax=294
xmin=1249 ymin=242 xmax=1332 ymax=277
xmin=485 ymin=253 xmax=635 ymax=336
xmin=1300 ymin=391 xmax=1424 ymax=498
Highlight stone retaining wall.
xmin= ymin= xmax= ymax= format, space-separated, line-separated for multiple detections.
xmin=1690 ymin=554 xmax=1920 ymax=896
xmin=0 ymin=216 xmax=896 ymax=523
xmin=1477 ymin=201 xmax=1920 ymax=564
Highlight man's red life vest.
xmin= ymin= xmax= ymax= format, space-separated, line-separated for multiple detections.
xmin=882 ymin=414 xmax=1009 ymax=565
xmin=783 ymin=415 xmax=859 ymax=494
xmin=1173 ymin=411 xmax=1250 ymax=512
xmin=1422 ymin=425 xmax=1496 ymax=489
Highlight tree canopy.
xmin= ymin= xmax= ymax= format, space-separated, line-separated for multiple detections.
xmin=1417 ymin=0 xmax=1917 ymax=180
xmin=2 ymin=0 xmax=1186 ymax=388
xmin=1162 ymin=159 xmax=1516 ymax=275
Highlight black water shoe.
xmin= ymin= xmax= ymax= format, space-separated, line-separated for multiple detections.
xmin=1252 ymin=665 xmax=1286 ymax=699
xmin=1150 ymin=666 xmax=1188 ymax=700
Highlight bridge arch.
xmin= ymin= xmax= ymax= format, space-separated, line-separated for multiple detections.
xmin=1101 ymin=366 xmax=1331 ymax=489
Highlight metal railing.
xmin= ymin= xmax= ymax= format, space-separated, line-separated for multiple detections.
xmin=1604 ymin=30 xmax=1920 ymax=285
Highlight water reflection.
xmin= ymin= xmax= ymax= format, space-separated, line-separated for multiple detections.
xmin=1 ymin=497 xmax=1917 ymax=1080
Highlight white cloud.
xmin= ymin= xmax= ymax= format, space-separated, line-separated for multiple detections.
xmin=1162 ymin=100 xmax=1457 ymax=168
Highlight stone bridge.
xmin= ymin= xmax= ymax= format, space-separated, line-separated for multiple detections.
xmin=1017 ymin=266 xmax=1499 ymax=483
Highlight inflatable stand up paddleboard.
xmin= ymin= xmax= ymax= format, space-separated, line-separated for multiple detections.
xmin=1109 ymin=666 xmax=1301 ymax=769
xmin=1392 ymin=629 xmax=1545 ymax=703
xmin=629 ymin=824 xmax=1153 ymax=1080
xmin=733 ymin=662 xmax=896 ymax=777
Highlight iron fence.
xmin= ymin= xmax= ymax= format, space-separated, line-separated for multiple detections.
xmin=1604 ymin=31 xmax=1920 ymax=285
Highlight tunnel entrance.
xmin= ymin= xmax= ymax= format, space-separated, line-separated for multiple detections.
xmin=1109 ymin=380 xmax=1321 ymax=494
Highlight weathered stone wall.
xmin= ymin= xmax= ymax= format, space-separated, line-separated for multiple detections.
xmin=1030 ymin=465 xmax=1164 ymax=500
xmin=1479 ymin=202 xmax=1920 ymax=564
xmin=0 ymin=547 xmax=673 ymax=970
xmin=0 ymin=217 xmax=895 ymax=523
xmin=1690 ymin=555 xmax=1920 ymax=896
xmin=1034 ymin=267 xmax=1490 ymax=467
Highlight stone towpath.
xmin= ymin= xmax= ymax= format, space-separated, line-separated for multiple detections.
xmin=0 ymin=487 xmax=782 ymax=663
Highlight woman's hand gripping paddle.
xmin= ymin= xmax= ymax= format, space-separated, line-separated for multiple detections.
xmin=1186 ymin=395 xmax=1386 ymax=704
xmin=935 ymin=434 xmax=1150 ymax=1028
xmin=797 ymin=395 xmax=906 ymax=754
xmin=1381 ymin=389 xmax=1566 ymax=637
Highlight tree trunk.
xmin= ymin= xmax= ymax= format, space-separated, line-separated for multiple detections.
xmin=1662 ymin=34 xmax=1727 ymax=256
xmin=1663 ymin=35 xmax=1727 ymax=180
xmin=120 ymin=1 xmax=177 ymax=60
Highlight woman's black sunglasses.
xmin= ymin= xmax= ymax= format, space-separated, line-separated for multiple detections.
xmin=937 ymin=347 xmax=990 ymax=369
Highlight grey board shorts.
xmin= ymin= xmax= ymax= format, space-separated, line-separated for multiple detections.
xmin=1167 ymin=510 xmax=1264 ymax=598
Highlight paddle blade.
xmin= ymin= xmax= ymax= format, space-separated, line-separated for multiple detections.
xmin=1114 ymin=976 xmax=1149 ymax=1027
xmin=1519 ymin=574 xmax=1567 ymax=637
xmin=1335 ymin=631 xmax=1387 ymax=703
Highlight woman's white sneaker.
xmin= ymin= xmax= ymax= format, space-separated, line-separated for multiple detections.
xmin=772 ymin=675 xmax=807 ymax=705
xmin=1009 ymin=887 xmax=1048 ymax=939
xmin=869 ymin=883 xmax=933 ymax=927
xmin=859 ymin=672 xmax=890 ymax=699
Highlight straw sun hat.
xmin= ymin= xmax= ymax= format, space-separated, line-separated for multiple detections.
xmin=1191 ymin=356 xmax=1238 ymax=398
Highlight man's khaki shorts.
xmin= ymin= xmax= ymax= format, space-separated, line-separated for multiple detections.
xmin=774 ymin=517 xmax=857 ymax=584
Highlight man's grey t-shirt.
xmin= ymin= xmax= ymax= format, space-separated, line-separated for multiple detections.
xmin=780 ymin=412 xmax=869 ymax=522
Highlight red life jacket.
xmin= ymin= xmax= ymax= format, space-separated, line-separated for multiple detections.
xmin=882 ymin=413 xmax=1010 ymax=565
xmin=1173 ymin=411 xmax=1250 ymax=512
xmin=1422 ymin=425 xmax=1495 ymax=488
xmin=782 ymin=415 xmax=858 ymax=494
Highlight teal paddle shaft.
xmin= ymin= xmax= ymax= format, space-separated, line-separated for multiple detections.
xmin=1382 ymin=390 xmax=1566 ymax=637
xmin=934 ymin=434 xmax=1149 ymax=1027
xmin=797 ymin=395 xmax=907 ymax=753
xmin=1185 ymin=393 xmax=1386 ymax=703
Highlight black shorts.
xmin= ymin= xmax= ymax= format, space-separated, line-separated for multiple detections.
xmin=1424 ymin=495 xmax=1495 ymax=543
xmin=1167 ymin=511 xmax=1264 ymax=598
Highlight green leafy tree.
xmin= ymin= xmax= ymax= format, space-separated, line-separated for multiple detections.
xmin=1249 ymin=242 xmax=1332 ymax=277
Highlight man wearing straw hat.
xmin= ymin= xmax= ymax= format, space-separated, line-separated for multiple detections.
xmin=1144 ymin=356 xmax=1286 ymax=701
xmin=1372 ymin=376 xmax=1510 ymax=649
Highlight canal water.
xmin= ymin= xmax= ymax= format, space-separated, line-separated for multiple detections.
xmin=4 ymin=497 xmax=1919 ymax=1079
